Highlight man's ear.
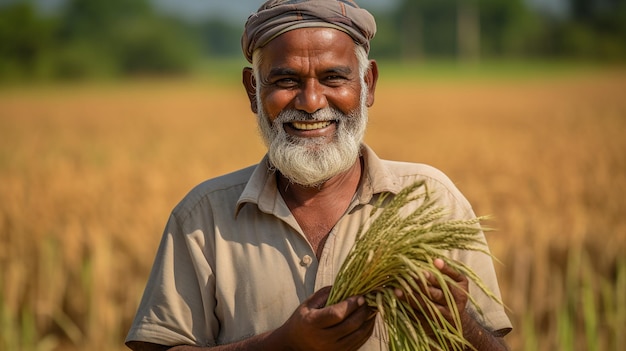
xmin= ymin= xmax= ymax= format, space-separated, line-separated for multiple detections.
xmin=365 ymin=59 xmax=379 ymax=108
xmin=242 ymin=67 xmax=258 ymax=113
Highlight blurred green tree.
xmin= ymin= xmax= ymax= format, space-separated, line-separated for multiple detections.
xmin=391 ymin=0 xmax=533 ymax=61
xmin=196 ymin=19 xmax=242 ymax=57
xmin=0 ymin=2 xmax=55 ymax=80
xmin=562 ymin=0 xmax=626 ymax=60
xmin=478 ymin=0 xmax=536 ymax=58
xmin=53 ymin=0 xmax=198 ymax=78
xmin=0 ymin=0 xmax=199 ymax=80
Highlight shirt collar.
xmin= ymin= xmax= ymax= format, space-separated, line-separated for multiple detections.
xmin=235 ymin=144 xmax=405 ymax=217
xmin=356 ymin=144 xmax=405 ymax=204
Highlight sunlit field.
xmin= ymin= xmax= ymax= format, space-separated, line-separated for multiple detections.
xmin=1 ymin=63 xmax=625 ymax=351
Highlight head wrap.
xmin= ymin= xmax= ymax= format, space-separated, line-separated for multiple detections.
xmin=242 ymin=0 xmax=376 ymax=63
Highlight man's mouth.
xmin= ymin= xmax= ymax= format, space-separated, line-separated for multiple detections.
xmin=290 ymin=120 xmax=334 ymax=131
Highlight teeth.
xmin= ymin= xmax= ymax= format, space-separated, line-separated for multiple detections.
xmin=291 ymin=121 xmax=332 ymax=130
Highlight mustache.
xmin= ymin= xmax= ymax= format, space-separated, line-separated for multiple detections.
xmin=273 ymin=107 xmax=348 ymax=124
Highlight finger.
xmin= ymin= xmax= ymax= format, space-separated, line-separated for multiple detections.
xmin=434 ymin=258 xmax=465 ymax=283
xmin=313 ymin=294 xmax=366 ymax=328
xmin=414 ymin=269 xmax=444 ymax=299
xmin=395 ymin=272 xmax=452 ymax=309
xmin=306 ymin=286 xmax=332 ymax=309
xmin=334 ymin=303 xmax=376 ymax=333
xmin=335 ymin=309 xmax=378 ymax=350
xmin=431 ymin=260 xmax=472 ymax=319
xmin=394 ymin=286 xmax=432 ymax=311
xmin=426 ymin=286 xmax=446 ymax=305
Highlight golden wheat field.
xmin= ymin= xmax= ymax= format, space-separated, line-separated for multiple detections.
xmin=1 ymin=65 xmax=625 ymax=351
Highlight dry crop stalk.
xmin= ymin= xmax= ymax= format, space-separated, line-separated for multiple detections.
xmin=327 ymin=180 xmax=502 ymax=350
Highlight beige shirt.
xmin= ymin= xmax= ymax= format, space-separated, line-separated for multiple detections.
xmin=126 ymin=145 xmax=512 ymax=349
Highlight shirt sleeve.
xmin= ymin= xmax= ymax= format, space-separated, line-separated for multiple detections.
xmin=125 ymin=212 xmax=219 ymax=347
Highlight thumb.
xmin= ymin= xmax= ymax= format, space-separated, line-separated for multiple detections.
xmin=307 ymin=286 xmax=332 ymax=309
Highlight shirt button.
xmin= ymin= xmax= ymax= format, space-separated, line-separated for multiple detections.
xmin=301 ymin=255 xmax=313 ymax=267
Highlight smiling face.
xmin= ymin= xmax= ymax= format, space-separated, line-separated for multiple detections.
xmin=243 ymin=27 xmax=378 ymax=187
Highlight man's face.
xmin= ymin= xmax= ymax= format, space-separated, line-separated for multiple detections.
xmin=250 ymin=28 xmax=370 ymax=187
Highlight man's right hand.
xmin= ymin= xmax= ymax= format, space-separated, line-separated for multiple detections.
xmin=275 ymin=286 xmax=377 ymax=351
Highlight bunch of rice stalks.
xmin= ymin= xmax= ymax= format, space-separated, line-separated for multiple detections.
xmin=327 ymin=180 xmax=501 ymax=350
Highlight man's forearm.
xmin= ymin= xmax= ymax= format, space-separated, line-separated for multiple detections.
xmin=461 ymin=314 xmax=509 ymax=351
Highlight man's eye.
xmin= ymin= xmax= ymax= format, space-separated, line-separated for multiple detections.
xmin=275 ymin=78 xmax=298 ymax=87
xmin=324 ymin=75 xmax=347 ymax=85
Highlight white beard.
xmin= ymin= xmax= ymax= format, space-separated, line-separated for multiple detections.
xmin=256 ymin=84 xmax=368 ymax=187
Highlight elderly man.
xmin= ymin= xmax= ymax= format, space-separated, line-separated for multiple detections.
xmin=125 ymin=1 xmax=512 ymax=350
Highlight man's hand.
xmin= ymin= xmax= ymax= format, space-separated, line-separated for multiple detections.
xmin=276 ymin=286 xmax=377 ymax=351
xmin=394 ymin=258 xmax=468 ymax=336
xmin=395 ymin=258 xmax=509 ymax=351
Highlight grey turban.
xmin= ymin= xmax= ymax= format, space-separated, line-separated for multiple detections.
xmin=242 ymin=0 xmax=377 ymax=63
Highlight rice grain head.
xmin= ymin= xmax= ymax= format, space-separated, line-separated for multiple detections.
xmin=328 ymin=180 xmax=502 ymax=350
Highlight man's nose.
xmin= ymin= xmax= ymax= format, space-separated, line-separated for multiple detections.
xmin=294 ymin=79 xmax=327 ymax=114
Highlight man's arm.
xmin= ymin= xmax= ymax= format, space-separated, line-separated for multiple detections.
xmin=127 ymin=287 xmax=377 ymax=351
xmin=460 ymin=313 xmax=510 ymax=351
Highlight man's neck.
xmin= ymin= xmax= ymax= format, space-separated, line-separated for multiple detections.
xmin=277 ymin=157 xmax=364 ymax=258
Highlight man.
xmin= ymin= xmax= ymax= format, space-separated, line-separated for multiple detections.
xmin=126 ymin=1 xmax=512 ymax=350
